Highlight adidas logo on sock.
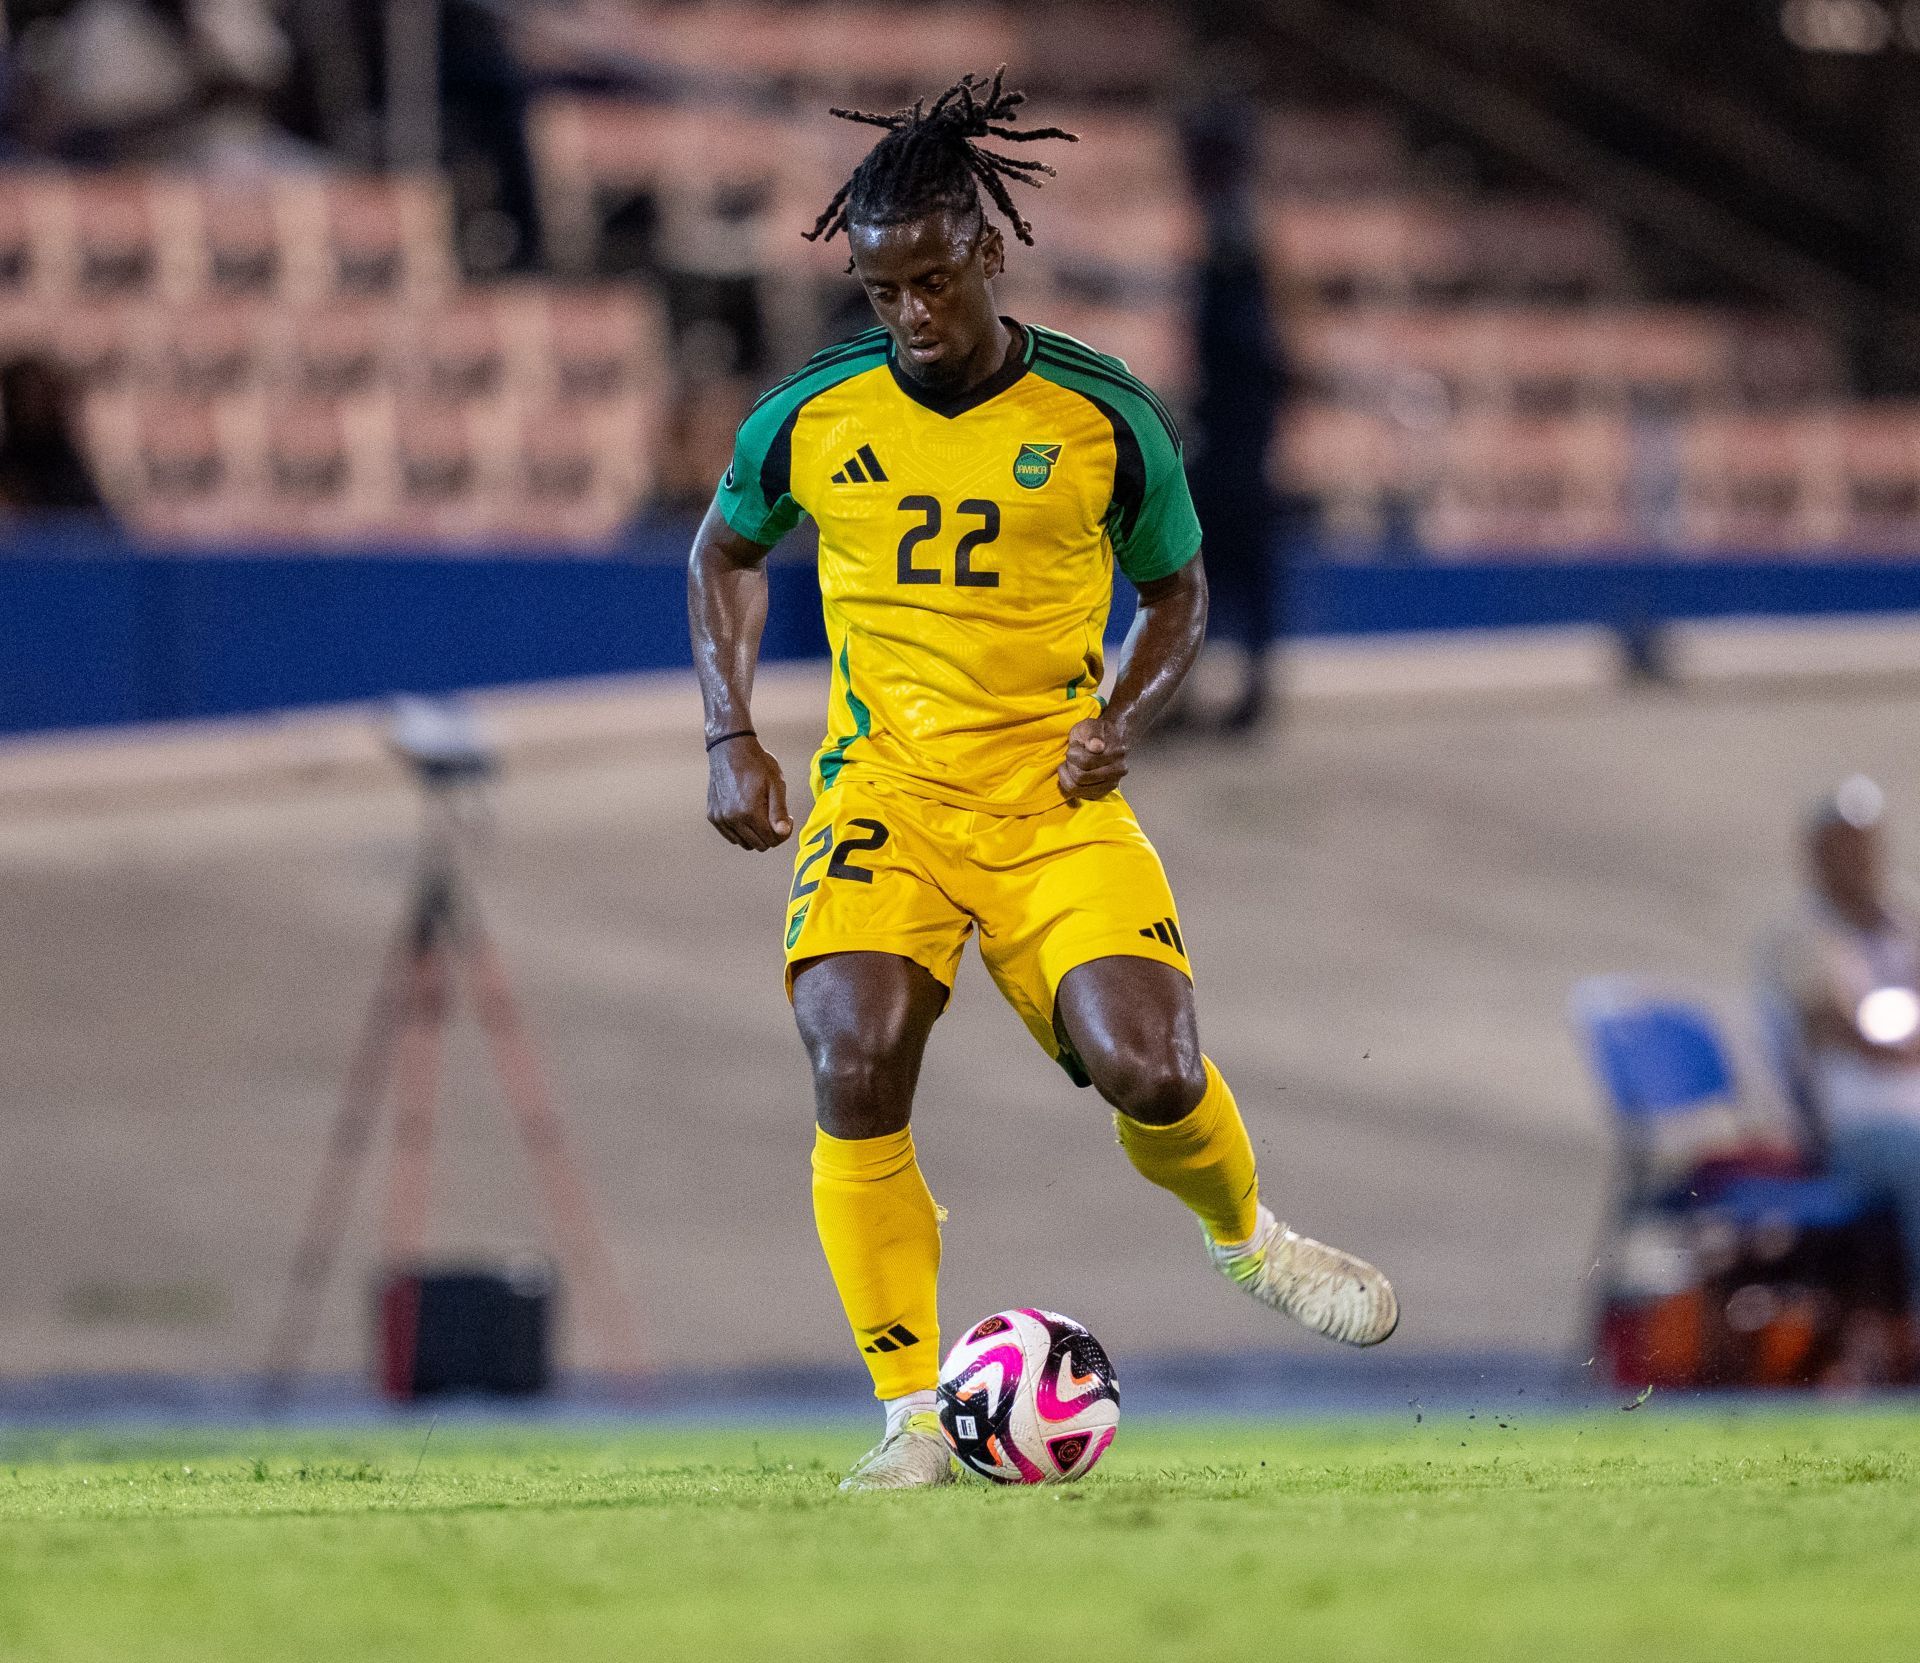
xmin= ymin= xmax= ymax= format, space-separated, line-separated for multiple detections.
xmin=1138 ymin=917 xmax=1186 ymax=954
xmin=861 ymin=1323 xmax=920 ymax=1354
xmin=831 ymin=444 xmax=889 ymax=484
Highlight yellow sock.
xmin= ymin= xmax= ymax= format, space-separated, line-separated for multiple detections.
xmin=1113 ymin=1056 xmax=1261 ymax=1246
xmin=811 ymin=1125 xmax=943 ymax=1399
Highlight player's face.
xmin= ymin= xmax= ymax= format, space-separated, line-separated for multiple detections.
xmin=848 ymin=209 xmax=1005 ymax=391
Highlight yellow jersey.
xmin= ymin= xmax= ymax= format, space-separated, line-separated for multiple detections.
xmin=716 ymin=320 xmax=1202 ymax=815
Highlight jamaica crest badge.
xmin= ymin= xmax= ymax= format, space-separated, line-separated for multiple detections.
xmin=1012 ymin=442 xmax=1062 ymax=489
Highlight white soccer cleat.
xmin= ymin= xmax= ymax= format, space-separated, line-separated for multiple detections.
xmin=1208 ymin=1205 xmax=1399 ymax=1347
xmin=837 ymin=1411 xmax=957 ymax=1492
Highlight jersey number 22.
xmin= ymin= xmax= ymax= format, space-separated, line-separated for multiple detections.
xmin=895 ymin=496 xmax=1000 ymax=588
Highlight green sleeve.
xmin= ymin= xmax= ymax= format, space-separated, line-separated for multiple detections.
xmin=1024 ymin=334 xmax=1202 ymax=584
xmin=713 ymin=331 xmax=892 ymax=546
xmin=714 ymin=394 xmax=806 ymax=547
xmin=1113 ymin=409 xmax=1204 ymax=585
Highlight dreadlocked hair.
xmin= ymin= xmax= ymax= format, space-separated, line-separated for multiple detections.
xmin=805 ymin=66 xmax=1078 ymax=251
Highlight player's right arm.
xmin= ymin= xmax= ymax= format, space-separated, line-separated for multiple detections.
xmin=692 ymin=335 xmax=881 ymax=847
xmin=688 ymin=500 xmax=793 ymax=851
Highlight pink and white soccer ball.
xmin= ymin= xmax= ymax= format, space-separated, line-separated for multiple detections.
xmin=935 ymin=1308 xmax=1120 ymax=1483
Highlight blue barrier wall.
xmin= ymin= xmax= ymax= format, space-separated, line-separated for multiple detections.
xmin=1 ymin=526 xmax=824 ymax=735
xmin=4 ymin=520 xmax=1920 ymax=737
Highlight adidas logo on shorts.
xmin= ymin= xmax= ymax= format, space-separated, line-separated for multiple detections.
xmin=1138 ymin=917 xmax=1186 ymax=954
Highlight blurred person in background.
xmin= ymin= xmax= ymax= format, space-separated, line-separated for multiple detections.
xmin=0 ymin=354 xmax=108 ymax=518
xmin=651 ymin=184 xmax=772 ymax=508
xmin=300 ymin=0 xmax=544 ymax=271
xmin=419 ymin=0 xmax=544 ymax=272
xmin=8 ymin=0 xmax=313 ymax=169
xmin=1757 ymin=777 xmax=1920 ymax=1313
xmin=1176 ymin=83 xmax=1292 ymax=736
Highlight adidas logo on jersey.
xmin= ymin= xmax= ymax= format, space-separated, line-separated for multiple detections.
xmin=831 ymin=444 xmax=890 ymax=484
xmin=1138 ymin=917 xmax=1186 ymax=954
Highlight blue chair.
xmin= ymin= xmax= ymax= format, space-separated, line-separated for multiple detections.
xmin=1570 ymin=975 xmax=1867 ymax=1228
xmin=1578 ymin=984 xmax=1733 ymax=1120
xmin=1571 ymin=976 xmax=1894 ymax=1387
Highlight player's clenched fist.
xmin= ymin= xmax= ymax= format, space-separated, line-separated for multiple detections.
xmin=1058 ymin=715 xmax=1129 ymax=802
xmin=707 ymin=734 xmax=793 ymax=850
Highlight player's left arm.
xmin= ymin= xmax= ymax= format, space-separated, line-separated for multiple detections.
xmin=1058 ymin=557 xmax=1208 ymax=803
xmin=1060 ymin=381 xmax=1210 ymax=804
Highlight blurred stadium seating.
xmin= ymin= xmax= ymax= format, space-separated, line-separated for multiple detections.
xmin=0 ymin=1 xmax=1912 ymax=557
xmin=511 ymin=0 xmax=1910 ymax=556
xmin=0 ymin=170 xmax=663 ymax=545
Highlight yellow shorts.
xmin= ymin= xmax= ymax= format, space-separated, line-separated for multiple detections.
xmin=782 ymin=774 xmax=1190 ymax=1083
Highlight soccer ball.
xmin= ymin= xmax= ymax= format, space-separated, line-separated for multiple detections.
xmin=936 ymin=1308 xmax=1120 ymax=1483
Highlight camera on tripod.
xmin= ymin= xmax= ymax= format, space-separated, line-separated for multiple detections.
xmin=262 ymin=692 xmax=639 ymax=1405
xmin=387 ymin=695 xmax=499 ymax=788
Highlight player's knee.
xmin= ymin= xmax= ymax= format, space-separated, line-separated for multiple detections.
xmin=807 ymin=1032 xmax=915 ymax=1138
xmin=1085 ymin=1044 xmax=1207 ymax=1127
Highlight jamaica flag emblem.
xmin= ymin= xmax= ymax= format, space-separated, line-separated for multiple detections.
xmin=1013 ymin=442 xmax=1062 ymax=489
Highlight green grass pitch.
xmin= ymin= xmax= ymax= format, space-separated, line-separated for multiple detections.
xmin=3 ymin=1410 xmax=1919 ymax=1662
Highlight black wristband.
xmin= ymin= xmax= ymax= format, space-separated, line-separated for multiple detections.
xmin=705 ymin=728 xmax=757 ymax=753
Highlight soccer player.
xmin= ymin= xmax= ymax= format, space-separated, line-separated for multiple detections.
xmin=688 ymin=71 xmax=1397 ymax=1490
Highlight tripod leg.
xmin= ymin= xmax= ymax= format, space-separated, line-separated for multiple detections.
xmin=260 ymin=928 xmax=411 ymax=1396
xmin=458 ymin=918 xmax=644 ymax=1378
xmin=381 ymin=927 xmax=451 ymax=1268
